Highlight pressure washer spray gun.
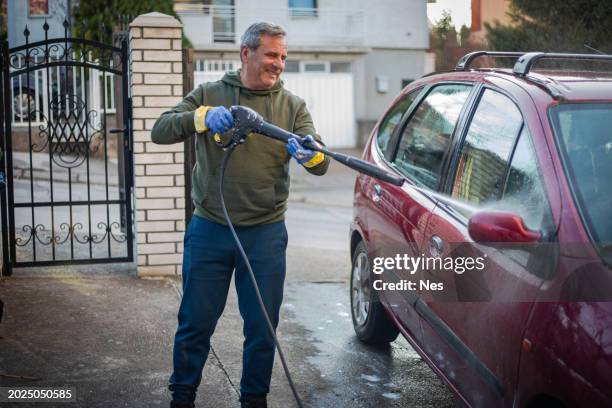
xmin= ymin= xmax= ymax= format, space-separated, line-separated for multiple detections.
xmin=215 ymin=105 xmax=404 ymax=408
xmin=220 ymin=105 xmax=405 ymax=186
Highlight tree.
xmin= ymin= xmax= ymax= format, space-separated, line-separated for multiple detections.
xmin=72 ymin=0 xmax=192 ymax=47
xmin=486 ymin=0 xmax=612 ymax=53
xmin=0 ymin=0 xmax=6 ymax=41
xmin=430 ymin=11 xmax=478 ymax=71
xmin=431 ymin=10 xmax=455 ymax=51
xmin=430 ymin=11 xmax=457 ymax=70
xmin=459 ymin=24 xmax=471 ymax=46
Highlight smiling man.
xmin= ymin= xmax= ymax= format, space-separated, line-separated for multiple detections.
xmin=151 ymin=22 xmax=329 ymax=408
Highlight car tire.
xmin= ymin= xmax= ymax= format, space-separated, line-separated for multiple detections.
xmin=12 ymin=87 xmax=38 ymax=121
xmin=350 ymin=240 xmax=399 ymax=344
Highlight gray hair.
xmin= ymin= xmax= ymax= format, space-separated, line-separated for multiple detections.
xmin=240 ymin=22 xmax=286 ymax=51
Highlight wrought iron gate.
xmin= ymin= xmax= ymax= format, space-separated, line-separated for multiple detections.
xmin=0 ymin=20 xmax=134 ymax=275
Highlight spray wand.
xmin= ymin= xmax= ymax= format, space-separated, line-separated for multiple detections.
xmin=219 ymin=106 xmax=405 ymax=186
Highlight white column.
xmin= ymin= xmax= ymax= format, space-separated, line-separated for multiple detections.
xmin=129 ymin=12 xmax=185 ymax=276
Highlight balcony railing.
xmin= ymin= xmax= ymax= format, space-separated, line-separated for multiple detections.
xmin=175 ymin=3 xmax=366 ymax=48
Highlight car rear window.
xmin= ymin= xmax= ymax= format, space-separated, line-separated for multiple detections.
xmin=375 ymin=88 xmax=422 ymax=157
xmin=550 ymin=103 xmax=612 ymax=253
xmin=393 ymin=84 xmax=472 ymax=189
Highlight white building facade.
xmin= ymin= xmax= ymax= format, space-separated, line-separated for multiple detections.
xmin=175 ymin=0 xmax=430 ymax=148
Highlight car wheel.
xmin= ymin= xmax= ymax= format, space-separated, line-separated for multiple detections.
xmin=350 ymin=240 xmax=399 ymax=344
xmin=12 ymin=88 xmax=37 ymax=121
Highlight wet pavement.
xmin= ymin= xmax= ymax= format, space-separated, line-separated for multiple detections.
xmin=0 ymin=150 xmax=457 ymax=407
xmin=285 ymin=282 xmax=456 ymax=408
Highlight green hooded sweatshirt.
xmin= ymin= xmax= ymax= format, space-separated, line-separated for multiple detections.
xmin=150 ymin=70 xmax=330 ymax=226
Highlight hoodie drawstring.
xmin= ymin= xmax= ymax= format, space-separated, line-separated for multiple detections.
xmin=266 ymin=94 xmax=272 ymax=122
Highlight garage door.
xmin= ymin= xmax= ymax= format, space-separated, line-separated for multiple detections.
xmin=194 ymin=71 xmax=356 ymax=148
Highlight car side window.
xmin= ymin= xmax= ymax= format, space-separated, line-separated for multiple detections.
xmin=451 ymin=89 xmax=523 ymax=207
xmin=376 ymin=89 xmax=421 ymax=156
xmin=393 ymin=84 xmax=472 ymax=189
xmin=500 ymin=126 xmax=556 ymax=276
xmin=502 ymin=127 xmax=551 ymax=231
xmin=451 ymin=90 xmax=555 ymax=276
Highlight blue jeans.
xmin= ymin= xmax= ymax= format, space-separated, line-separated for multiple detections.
xmin=169 ymin=214 xmax=288 ymax=403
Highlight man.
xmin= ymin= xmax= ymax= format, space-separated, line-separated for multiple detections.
xmin=151 ymin=22 xmax=330 ymax=408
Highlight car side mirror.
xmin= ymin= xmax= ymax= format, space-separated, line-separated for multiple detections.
xmin=468 ymin=211 xmax=541 ymax=244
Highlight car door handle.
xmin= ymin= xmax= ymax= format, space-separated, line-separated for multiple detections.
xmin=372 ymin=183 xmax=382 ymax=202
xmin=429 ymin=235 xmax=444 ymax=257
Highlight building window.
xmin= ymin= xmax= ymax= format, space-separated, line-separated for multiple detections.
xmin=211 ymin=0 xmax=235 ymax=43
xmin=29 ymin=0 xmax=49 ymax=16
xmin=330 ymin=62 xmax=351 ymax=73
xmin=289 ymin=0 xmax=317 ymax=17
xmin=302 ymin=61 xmax=328 ymax=72
xmin=195 ymin=59 xmax=241 ymax=72
xmin=283 ymin=61 xmax=350 ymax=74
xmin=284 ymin=60 xmax=300 ymax=73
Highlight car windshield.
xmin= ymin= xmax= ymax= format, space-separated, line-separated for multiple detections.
xmin=550 ymin=103 xmax=612 ymax=262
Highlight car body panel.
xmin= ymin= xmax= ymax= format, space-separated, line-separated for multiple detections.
xmin=359 ymin=116 xmax=436 ymax=340
xmin=517 ymin=302 xmax=612 ymax=407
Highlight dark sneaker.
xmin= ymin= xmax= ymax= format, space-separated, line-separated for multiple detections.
xmin=240 ymin=396 xmax=267 ymax=408
xmin=170 ymin=401 xmax=195 ymax=408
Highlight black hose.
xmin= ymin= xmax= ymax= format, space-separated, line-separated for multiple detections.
xmin=219 ymin=147 xmax=304 ymax=408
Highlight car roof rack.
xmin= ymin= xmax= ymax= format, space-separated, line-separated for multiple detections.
xmin=455 ymin=51 xmax=612 ymax=100
xmin=455 ymin=51 xmax=524 ymax=71
xmin=456 ymin=50 xmax=612 ymax=75
xmin=513 ymin=52 xmax=612 ymax=76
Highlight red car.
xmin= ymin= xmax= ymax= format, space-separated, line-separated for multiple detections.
xmin=349 ymin=52 xmax=612 ymax=407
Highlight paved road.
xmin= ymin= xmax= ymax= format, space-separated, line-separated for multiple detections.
xmin=0 ymin=151 xmax=457 ymax=407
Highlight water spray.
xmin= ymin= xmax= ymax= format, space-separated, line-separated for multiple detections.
xmin=404 ymin=183 xmax=480 ymax=217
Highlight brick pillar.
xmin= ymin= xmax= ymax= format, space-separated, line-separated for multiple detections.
xmin=129 ymin=12 xmax=185 ymax=276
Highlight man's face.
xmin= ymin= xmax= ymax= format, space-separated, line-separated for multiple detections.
xmin=241 ymin=34 xmax=287 ymax=90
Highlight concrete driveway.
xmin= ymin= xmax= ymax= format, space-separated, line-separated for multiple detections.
xmin=0 ymin=152 xmax=456 ymax=407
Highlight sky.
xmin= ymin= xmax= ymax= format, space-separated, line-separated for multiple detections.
xmin=427 ymin=0 xmax=472 ymax=28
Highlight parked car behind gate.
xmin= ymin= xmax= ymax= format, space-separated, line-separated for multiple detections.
xmin=350 ymin=51 xmax=612 ymax=407
xmin=11 ymin=66 xmax=79 ymax=122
